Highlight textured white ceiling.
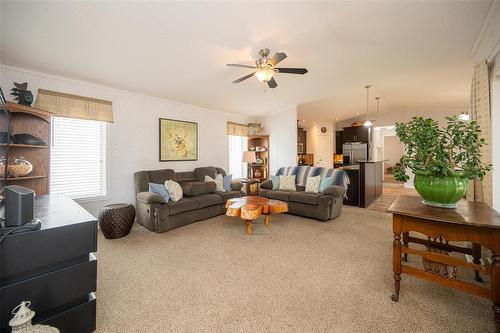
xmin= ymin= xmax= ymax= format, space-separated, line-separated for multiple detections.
xmin=0 ymin=1 xmax=492 ymax=120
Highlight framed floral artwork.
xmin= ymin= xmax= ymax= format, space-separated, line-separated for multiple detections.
xmin=159 ymin=118 xmax=198 ymax=161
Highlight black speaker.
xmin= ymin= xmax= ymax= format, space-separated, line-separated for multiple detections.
xmin=5 ymin=185 xmax=34 ymax=227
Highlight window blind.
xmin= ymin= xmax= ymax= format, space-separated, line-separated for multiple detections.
xmin=50 ymin=117 xmax=106 ymax=199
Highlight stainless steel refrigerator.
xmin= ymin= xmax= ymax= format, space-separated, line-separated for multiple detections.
xmin=343 ymin=143 xmax=368 ymax=164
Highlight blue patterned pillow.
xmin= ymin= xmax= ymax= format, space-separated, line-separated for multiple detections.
xmin=271 ymin=175 xmax=280 ymax=190
xmin=223 ymin=174 xmax=232 ymax=191
xmin=149 ymin=183 xmax=169 ymax=202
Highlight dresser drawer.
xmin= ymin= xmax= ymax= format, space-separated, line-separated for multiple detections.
xmin=0 ymin=220 xmax=97 ymax=279
xmin=38 ymin=293 xmax=96 ymax=333
xmin=0 ymin=255 xmax=96 ymax=330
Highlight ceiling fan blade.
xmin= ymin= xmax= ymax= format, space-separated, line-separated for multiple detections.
xmin=269 ymin=52 xmax=287 ymax=66
xmin=275 ymin=68 xmax=308 ymax=74
xmin=267 ymin=77 xmax=278 ymax=89
xmin=227 ymin=64 xmax=257 ymax=69
xmin=232 ymin=72 xmax=256 ymax=84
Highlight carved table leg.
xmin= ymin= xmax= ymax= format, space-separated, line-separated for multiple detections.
xmin=392 ymin=226 xmax=402 ymax=302
xmin=264 ymin=214 xmax=270 ymax=226
xmin=245 ymin=220 xmax=253 ymax=235
xmin=472 ymin=243 xmax=484 ymax=283
xmin=402 ymin=232 xmax=409 ymax=262
xmin=492 ymin=252 xmax=500 ymax=331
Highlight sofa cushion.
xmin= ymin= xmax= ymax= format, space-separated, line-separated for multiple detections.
xmin=279 ymin=175 xmax=296 ymax=191
xmin=148 ymin=169 xmax=176 ymax=184
xmin=194 ymin=167 xmax=218 ymax=181
xmin=295 ymin=166 xmax=324 ymax=186
xmin=195 ymin=194 xmax=223 ymax=208
xmin=223 ymin=174 xmax=232 ymax=191
xmin=149 ymin=183 xmax=170 ymax=202
xmin=215 ymin=167 xmax=227 ymax=177
xmin=205 ymin=174 xmax=225 ymax=192
xmin=166 ymin=198 xmax=198 ymax=215
xmin=265 ymin=190 xmax=293 ymax=202
xmin=176 ymin=171 xmax=198 ymax=184
xmin=260 ymin=179 xmax=273 ymax=189
xmin=289 ymin=192 xmax=321 ymax=205
xmin=165 ymin=180 xmax=183 ymax=202
xmin=276 ymin=166 xmax=298 ymax=176
xmin=230 ymin=180 xmax=243 ymax=191
xmin=305 ymin=175 xmax=321 ymax=193
xmin=182 ymin=181 xmax=216 ymax=196
xmin=137 ymin=191 xmax=166 ymax=204
xmin=296 ymin=185 xmax=306 ymax=192
xmin=215 ymin=190 xmax=242 ymax=202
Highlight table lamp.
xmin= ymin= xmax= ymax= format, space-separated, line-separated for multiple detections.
xmin=242 ymin=151 xmax=257 ymax=179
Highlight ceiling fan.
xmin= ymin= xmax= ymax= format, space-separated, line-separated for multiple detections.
xmin=227 ymin=48 xmax=308 ymax=89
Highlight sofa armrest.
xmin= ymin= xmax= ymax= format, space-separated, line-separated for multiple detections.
xmin=260 ymin=179 xmax=273 ymax=189
xmin=320 ymin=185 xmax=345 ymax=197
xmin=137 ymin=191 xmax=166 ymax=204
xmin=230 ymin=180 xmax=243 ymax=191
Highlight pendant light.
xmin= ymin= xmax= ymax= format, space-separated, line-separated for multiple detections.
xmin=363 ymin=85 xmax=372 ymax=127
xmin=375 ymin=97 xmax=381 ymax=122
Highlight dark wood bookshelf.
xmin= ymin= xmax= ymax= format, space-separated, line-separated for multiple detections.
xmin=1 ymin=101 xmax=54 ymax=195
xmin=247 ymin=135 xmax=269 ymax=182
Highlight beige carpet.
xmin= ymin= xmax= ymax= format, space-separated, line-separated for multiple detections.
xmin=96 ymin=206 xmax=495 ymax=332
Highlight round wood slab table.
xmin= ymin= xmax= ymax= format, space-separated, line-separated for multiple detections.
xmin=225 ymin=196 xmax=288 ymax=235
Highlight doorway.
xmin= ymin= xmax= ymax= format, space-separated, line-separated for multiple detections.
xmin=314 ymin=134 xmax=333 ymax=168
xmin=383 ymin=135 xmax=404 ymax=184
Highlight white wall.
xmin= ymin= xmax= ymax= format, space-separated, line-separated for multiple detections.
xmin=263 ymin=105 xmax=297 ymax=175
xmin=383 ymin=135 xmax=403 ymax=169
xmin=0 ymin=65 xmax=253 ymax=216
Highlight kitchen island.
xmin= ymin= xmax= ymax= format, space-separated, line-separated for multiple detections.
xmin=339 ymin=160 xmax=385 ymax=208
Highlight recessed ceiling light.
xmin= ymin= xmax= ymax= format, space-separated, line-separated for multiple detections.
xmin=302 ymin=119 xmax=306 ymax=122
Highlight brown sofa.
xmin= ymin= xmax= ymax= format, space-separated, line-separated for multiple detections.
xmin=134 ymin=167 xmax=243 ymax=233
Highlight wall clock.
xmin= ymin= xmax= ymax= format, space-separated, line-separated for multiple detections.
xmin=321 ymin=127 xmax=327 ymax=133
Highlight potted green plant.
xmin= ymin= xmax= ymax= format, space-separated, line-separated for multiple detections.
xmin=393 ymin=116 xmax=492 ymax=208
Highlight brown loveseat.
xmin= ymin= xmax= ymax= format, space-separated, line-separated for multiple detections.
xmin=134 ymin=167 xmax=243 ymax=233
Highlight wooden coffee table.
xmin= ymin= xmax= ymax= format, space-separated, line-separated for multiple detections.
xmin=225 ymin=196 xmax=288 ymax=235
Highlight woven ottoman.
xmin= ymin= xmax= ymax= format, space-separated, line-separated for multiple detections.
xmin=98 ymin=203 xmax=136 ymax=239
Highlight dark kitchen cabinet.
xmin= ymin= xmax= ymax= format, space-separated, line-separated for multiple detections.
xmin=343 ymin=126 xmax=369 ymax=143
xmin=335 ymin=131 xmax=343 ymax=154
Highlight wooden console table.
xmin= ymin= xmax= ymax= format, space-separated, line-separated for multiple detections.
xmin=387 ymin=196 xmax=500 ymax=330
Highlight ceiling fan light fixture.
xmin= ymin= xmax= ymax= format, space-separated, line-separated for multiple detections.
xmin=255 ymin=69 xmax=275 ymax=82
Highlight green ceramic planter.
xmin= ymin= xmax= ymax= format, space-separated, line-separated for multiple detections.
xmin=413 ymin=174 xmax=468 ymax=208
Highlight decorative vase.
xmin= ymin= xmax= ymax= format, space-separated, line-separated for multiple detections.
xmin=413 ymin=174 xmax=469 ymax=208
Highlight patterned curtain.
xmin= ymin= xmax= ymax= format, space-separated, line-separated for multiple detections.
xmin=467 ymin=61 xmax=492 ymax=205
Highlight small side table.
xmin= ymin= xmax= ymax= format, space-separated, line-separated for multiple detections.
xmin=239 ymin=178 xmax=260 ymax=196
xmin=98 ymin=203 xmax=136 ymax=239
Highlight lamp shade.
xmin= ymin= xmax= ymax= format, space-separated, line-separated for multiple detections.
xmin=242 ymin=151 xmax=257 ymax=163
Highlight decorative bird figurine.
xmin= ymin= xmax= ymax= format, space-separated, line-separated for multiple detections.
xmin=10 ymin=82 xmax=34 ymax=106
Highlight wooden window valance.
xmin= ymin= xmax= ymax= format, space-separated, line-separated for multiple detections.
xmin=34 ymin=89 xmax=113 ymax=123
xmin=226 ymin=122 xmax=249 ymax=136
